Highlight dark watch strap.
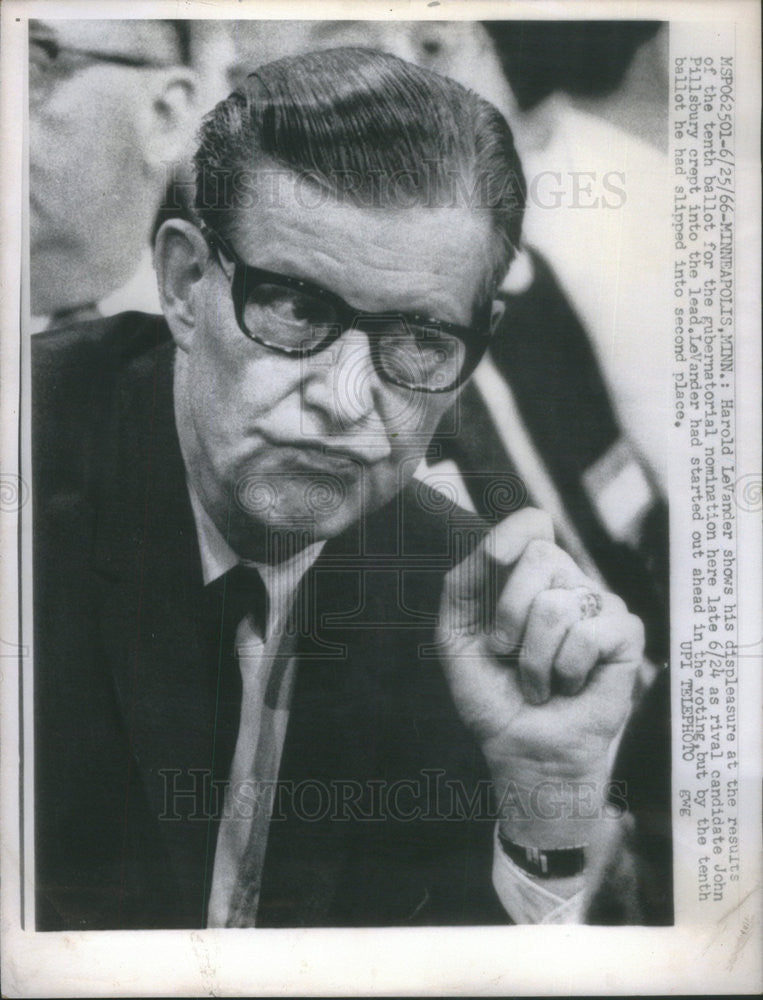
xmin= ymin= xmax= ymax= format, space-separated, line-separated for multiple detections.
xmin=498 ymin=832 xmax=586 ymax=879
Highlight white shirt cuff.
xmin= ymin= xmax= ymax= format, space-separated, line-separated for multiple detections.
xmin=491 ymin=825 xmax=586 ymax=924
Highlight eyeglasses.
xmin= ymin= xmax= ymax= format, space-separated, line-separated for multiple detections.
xmin=202 ymin=224 xmax=492 ymax=394
xmin=29 ymin=35 xmax=173 ymax=102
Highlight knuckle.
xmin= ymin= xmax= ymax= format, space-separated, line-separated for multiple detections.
xmin=627 ymin=613 xmax=646 ymax=652
xmin=570 ymin=615 xmax=599 ymax=646
xmin=555 ymin=654 xmax=583 ymax=679
xmin=602 ymin=591 xmax=627 ymax=615
xmin=613 ymin=660 xmax=640 ymax=700
xmin=530 ymin=589 xmax=566 ymax=630
xmin=523 ymin=537 xmax=555 ymax=566
xmin=558 ymin=627 xmax=596 ymax=675
xmin=624 ymin=657 xmax=641 ymax=686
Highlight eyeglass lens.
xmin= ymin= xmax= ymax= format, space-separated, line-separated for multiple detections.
xmin=241 ymin=282 xmax=467 ymax=391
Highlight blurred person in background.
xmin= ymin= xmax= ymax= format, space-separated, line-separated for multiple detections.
xmin=29 ymin=19 xmax=197 ymax=330
xmin=480 ymin=20 xmax=670 ymax=499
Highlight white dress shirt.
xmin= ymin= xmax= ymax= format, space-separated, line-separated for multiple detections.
xmin=188 ymin=486 xmax=584 ymax=926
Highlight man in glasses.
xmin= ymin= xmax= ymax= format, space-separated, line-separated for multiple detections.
xmin=33 ymin=47 xmax=650 ymax=930
xmin=29 ymin=19 xmax=196 ymax=329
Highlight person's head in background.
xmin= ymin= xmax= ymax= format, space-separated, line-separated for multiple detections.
xmin=29 ymin=19 xmax=196 ymax=323
xmin=223 ymin=20 xmax=515 ymax=114
xmin=222 ymin=19 xmax=665 ymax=151
xmin=480 ymin=20 xmax=666 ymax=149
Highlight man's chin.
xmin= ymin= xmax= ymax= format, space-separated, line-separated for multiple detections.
xmin=227 ymin=463 xmax=405 ymax=553
xmin=274 ymin=502 xmax=363 ymax=542
xmin=225 ymin=498 xmax=362 ymax=559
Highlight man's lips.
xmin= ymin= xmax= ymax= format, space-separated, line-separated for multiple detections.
xmin=266 ymin=438 xmax=392 ymax=470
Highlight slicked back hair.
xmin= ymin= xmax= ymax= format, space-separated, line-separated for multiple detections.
xmin=193 ymin=47 xmax=525 ymax=296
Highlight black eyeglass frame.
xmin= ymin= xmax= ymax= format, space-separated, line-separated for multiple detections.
xmin=30 ymin=35 xmax=174 ymax=72
xmin=201 ymin=223 xmax=493 ymax=394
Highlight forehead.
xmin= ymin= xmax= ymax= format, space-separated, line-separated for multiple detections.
xmin=229 ymin=170 xmax=494 ymax=321
xmin=31 ymin=19 xmax=178 ymax=59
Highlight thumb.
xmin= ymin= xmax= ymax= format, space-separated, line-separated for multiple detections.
xmin=441 ymin=507 xmax=554 ymax=633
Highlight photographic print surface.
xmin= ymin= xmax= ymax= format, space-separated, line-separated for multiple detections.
xmin=1 ymin=2 xmax=760 ymax=996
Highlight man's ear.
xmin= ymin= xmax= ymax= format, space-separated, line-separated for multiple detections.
xmin=155 ymin=219 xmax=209 ymax=353
xmin=141 ymin=69 xmax=197 ymax=172
xmin=489 ymin=298 xmax=506 ymax=334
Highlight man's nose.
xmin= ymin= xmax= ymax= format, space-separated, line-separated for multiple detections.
xmin=301 ymin=327 xmax=387 ymax=430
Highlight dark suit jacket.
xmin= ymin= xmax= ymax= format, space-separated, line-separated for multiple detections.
xmin=32 ymin=313 xmax=671 ymax=931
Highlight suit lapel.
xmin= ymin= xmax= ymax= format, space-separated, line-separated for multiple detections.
xmin=93 ymin=336 xmax=238 ymax=926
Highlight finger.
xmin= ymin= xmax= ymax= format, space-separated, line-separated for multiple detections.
xmin=443 ymin=507 xmax=554 ymax=632
xmin=490 ymin=537 xmax=591 ymax=652
xmin=560 ymin=612 xmax=644 ymax=736
xmin=516 ymin=588 xmax=587 ymax=704
xmin=488 ymin=507 xmax=555 ymax=567
xmin=553 ymin=592 xmax=628 ymax=696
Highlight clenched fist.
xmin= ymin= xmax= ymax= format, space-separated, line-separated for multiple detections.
xmin=438 ymin=508 xmax=645 ymax=851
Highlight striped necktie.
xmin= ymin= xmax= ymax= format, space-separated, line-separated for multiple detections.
xmin=202 ymin=564 xmax=269 ymax=858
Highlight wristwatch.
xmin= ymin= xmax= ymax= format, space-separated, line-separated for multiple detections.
xmin=497 ymin=831 xmax=586 ymax=879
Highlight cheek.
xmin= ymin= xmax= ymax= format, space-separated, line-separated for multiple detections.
xmin=381 ymin=391 xmax=457 ymax=453
xmin=188 ymin=334 xmax=303 ymax=440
